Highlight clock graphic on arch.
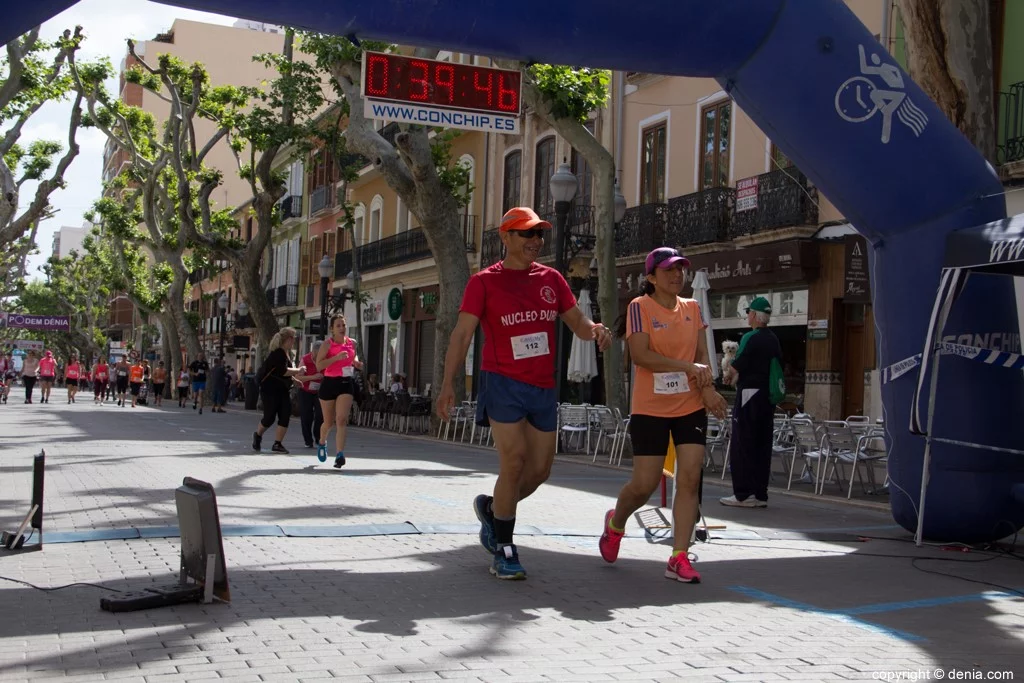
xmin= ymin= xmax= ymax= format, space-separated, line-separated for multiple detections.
xmin=835 ymin=76 xmax=879 ymax=123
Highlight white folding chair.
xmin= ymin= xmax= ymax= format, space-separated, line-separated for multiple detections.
xmin=558 ymin=404 xmax=590 ymax=453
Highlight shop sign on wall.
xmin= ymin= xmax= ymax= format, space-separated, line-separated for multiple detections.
xmin=736 ymin=176 xmax=758 ymax=212
xmin=362 ymin=300 xmax=383 ymax=324
xmin=808 ymin=319 xmax=829 ymax=340
xmin=844 ymin=235 xmax=871 ymax=303
xmin=419 ymin=290 xmax=438 ymax=315
xmin=387 ymin=288 xmax=404 ymax=321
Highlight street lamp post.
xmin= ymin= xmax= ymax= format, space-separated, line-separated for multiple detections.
xmin=550 ymin=159 xmax=578 ymax=403
xmin=232 ymin=299 xmax=250 ymax=379
xmin=318 ymin=255 xmax=333 ymax=341
xmin=218 ymin=292 xmax=229 ymax=360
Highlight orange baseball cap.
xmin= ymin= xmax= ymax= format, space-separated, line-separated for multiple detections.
xmin=500 ymin=206 xmax=552 ymax=232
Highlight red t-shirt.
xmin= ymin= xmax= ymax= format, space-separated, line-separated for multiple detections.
xmin=38 ymin=357 xmax=56 ymax=376
xmin=460 ymin=262 xmax=576 ymax=389
xmin=65 ymin=363 xmax=81 ymax=380
xmin=300 ymin=353 xmax=320 ymax=394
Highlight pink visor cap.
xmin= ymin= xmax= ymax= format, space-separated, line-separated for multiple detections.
xmin=645 ymin=247 xmax=690 ymax=274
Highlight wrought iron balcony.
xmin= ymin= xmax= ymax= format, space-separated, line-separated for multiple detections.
xmin=566 ymin=204 xmax=596 ymax=259
xmin=481 ymin=228 xmax=504 ymax=267
xmin=274 ymin=284 xmax=298 ymax=308
xmin=536 ymin=204 xmax=596 ymax=263
xmin=615 ymin=203 xmax=667 ymax=258
xmin=277 ymin=194 xmax=302 ymax=221
xmin=666 ymin=187 xmax=735 ymax=247
xmin=360 ymin=228 xmax=432 ymax=272
xmin=731 ymin=168 xmax=818 ymax=235
xmin=999 ymin=81 xmax=1024 ymax=164
xmin=309 ymin=185 xmax=330 ymax=215
xmin=333 ymin=228 xmax=432 ymax=278
xmin=334 ymin=250 xmax=353 ymax=280
xmin=462 ymin=214 xmax=477 ymax=252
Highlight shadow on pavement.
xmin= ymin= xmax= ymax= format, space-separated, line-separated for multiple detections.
xmin=0 ymin=541 xmax=1021 ymax=676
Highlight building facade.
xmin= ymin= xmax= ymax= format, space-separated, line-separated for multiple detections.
xmin=51 ymin=224 xmax=88 ymax=259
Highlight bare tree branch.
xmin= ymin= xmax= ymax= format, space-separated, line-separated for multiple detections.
xmin=0 ymin=29 xmax=38 ymax=111
xmin=1 ymin=91 xmax=84 ymax=245
xmin=197 ymin=127 xmax=228 ymax=165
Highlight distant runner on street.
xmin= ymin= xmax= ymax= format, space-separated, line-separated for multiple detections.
xmin=93 ymin=357 xmax=109 ymax=405
xmin=190 ymin=352 xmax=210 ymax=415
xmin=113 ymin=357 xmax=130 ymax=407
xmin=65 ymin=354 xmax=82 ymax=404
xmin=38 ymin=351 xmax=56 ymax=404
xmin=315 ymin=316 xmax=362 ymax=468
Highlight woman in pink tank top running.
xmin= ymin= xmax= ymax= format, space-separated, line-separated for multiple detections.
xmin=314 ymin=315 xmax=363 ymax=468
xmin=64 ymin=354 xmax=82 ymax=404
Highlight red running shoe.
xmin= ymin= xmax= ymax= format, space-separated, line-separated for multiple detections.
xmin=599 ymin=510 xmax=624 ymax=563
xmin=665 ymin=552 xmax=701 ymax=583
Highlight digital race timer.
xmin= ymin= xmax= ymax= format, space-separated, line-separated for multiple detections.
xmin=361 ymin=51 xmax=522 ymax=117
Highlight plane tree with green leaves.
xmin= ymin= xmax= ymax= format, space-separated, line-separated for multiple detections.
xmin=520 ymin=64 xmax=625 ymax=414
xmin=300 ymin=33 xmax=474 ymax=400
xmin=40 ymin=230 xmax=113 ymax=359
xmin=114 ymin=30 xmax=326 ymax=351
xmin=84 ymin=195 xmax=186 ymax=381
xmin=1 ymin=27 xmax=89 ymax=291
xmin=68 ymin=40 xmax=249 ymax=362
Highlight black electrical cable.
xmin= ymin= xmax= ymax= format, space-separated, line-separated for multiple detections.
xmin=0 ymin=575 xmax=125 ymax=593
xmin=701 ymin=539 xmax=1024 ymax=598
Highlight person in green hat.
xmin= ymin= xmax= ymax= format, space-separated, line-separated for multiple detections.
xmin=721 ymin=296 xmax=784 ymax=508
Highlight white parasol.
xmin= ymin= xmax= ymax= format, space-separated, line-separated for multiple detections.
xmin=690 ymin=269 xmax=719 ymax=379
xmin=567 ymin=288 xmax=599 ymax=383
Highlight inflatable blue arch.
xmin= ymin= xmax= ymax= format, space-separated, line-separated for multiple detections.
xmin=8 ymin=0 xmax=1023 ymax=542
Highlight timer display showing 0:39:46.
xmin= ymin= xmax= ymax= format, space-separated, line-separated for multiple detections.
xmin=363 ymin=51 xmax=521 ymax=115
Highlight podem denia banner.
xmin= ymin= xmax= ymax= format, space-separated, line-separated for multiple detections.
xmin=0 ymin=312 xmax=71 ymax=331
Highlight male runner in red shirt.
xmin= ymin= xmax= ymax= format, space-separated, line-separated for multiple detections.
xmin=437 ymin=206 xmax=613 ymax=579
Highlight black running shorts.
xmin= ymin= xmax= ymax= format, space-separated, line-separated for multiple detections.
xmin=628 ymin=410 xmax=708 ymax=455
xmin=318 ymin=377 xmax=355 ymax=401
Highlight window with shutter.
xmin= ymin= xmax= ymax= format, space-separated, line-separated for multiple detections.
xmin=274 ymin=243 xmax=286 ymax=287
xmin=288 ymin=237 xmax=301 ymax=285
xmin=310 ymin=236 xmax=320 ymax=282
xmin=300 ymin=240 xmax=310 ymax=286
xmin=290 ymin=160 xmax=304 ymax=196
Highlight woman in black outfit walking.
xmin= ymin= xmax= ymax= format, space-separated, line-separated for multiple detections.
xmin=252 ymin=327 xmax=302 ymax=453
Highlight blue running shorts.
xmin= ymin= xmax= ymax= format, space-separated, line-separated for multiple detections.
xmin=192 ymin=381 xmax=207 ymax=392
xmin=475 ymin=370 xmax=557 ymax=432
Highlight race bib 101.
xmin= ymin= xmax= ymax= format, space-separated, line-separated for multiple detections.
xmin=511 ymin=332 xmax=549 ymax=360
xmin=653 ymin=372 xmax=689 ymax=395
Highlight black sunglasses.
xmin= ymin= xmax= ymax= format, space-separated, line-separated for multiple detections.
xmin=512 ymin=228 xmax=546 ymax=239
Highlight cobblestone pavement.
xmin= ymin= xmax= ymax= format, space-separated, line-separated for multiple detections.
xmin=0 ymin=390 xmax=1021 ymax=682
